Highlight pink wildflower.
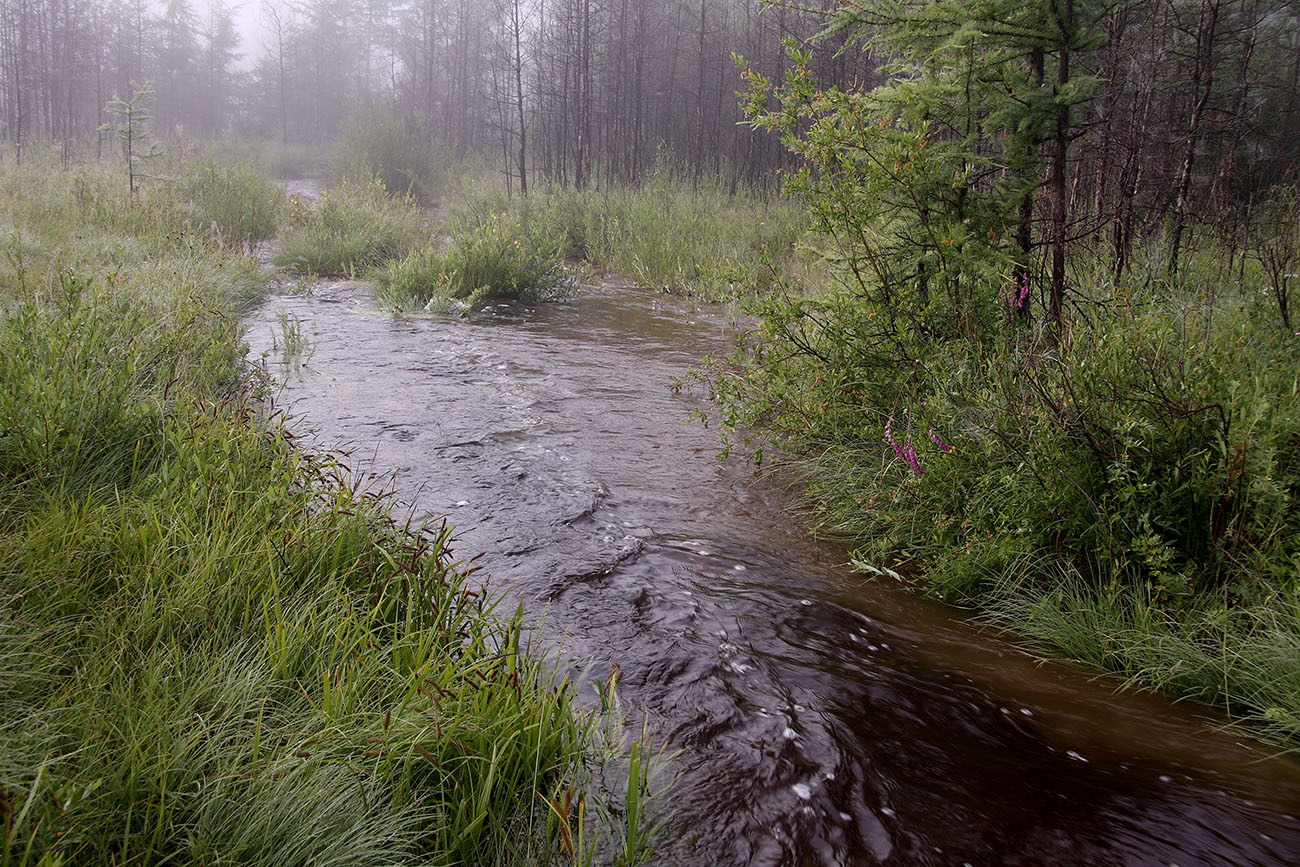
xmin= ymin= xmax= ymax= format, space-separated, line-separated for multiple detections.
xmin=927 ymin=428 xmax=954 ymax=453
xmin=885 ymin=413 xmax=924 ymax=475
xmin=903 ymin=433 xmax=923 ymax=475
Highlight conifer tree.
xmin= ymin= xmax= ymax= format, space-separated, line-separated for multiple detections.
xmin=745 ymin=0 xmax=1106 ymax=335
xmin=101 ymin=80 xmax=163 ymax=199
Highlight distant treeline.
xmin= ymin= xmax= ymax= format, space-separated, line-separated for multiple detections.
xmin=0 ymin=0 xmax=1297 ymax=226
xmin=0 ymin=0 xmax=865 ymax=184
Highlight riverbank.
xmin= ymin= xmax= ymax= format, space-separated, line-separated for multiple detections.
xmin=264 ymin=138 xmax=1300 ymax=752
xmin=692 ymin=226 xmax=1300 ymax=752
xmin=0 ymin=149 xmax=645 ymax=865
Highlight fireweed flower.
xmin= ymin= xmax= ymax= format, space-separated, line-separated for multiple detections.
xmin=903 ymin=433 xmax=923 ymax=475
xmin=1017 ymin=273 xmax=1031 ymax=309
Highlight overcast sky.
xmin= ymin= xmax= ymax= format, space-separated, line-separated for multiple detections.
xmin=191 ymin=0 xmax=266 ymax=70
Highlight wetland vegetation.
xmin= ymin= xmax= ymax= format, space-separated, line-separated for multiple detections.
xmin=1 ymin=0 xmax=1299 ymax=862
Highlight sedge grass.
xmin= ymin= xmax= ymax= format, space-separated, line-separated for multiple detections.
xmin=979 ymin=556 xmax=1300 ymax=748
xmin=374 ymin=210 xmax=579 ymax=312
xmin=445 ymin=160 xmax=808 ymax=301
xmin=275 ymin=174 xmax=427 ymax=278
xmin=0 ymin=150 xmax=665 ymax=865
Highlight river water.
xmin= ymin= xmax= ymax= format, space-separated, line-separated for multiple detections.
xmin=244 ymin=276 xmax=1300 ymax=866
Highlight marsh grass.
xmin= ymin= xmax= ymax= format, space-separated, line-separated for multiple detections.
xmin=181 ymin=157 xmax=285 ymax=246
xmin=271 ymin=310 xmax=314 ymax=370
xmin=981 ymin=557 xmax=1300 ymax=746
xmin=275 ymin=175 xmax=426 ymax=277
xmin=451 ymin=161 xmax=807 ymax=300
xmin=374 ymin=209 xmax=578 ymax=311
xmin=1 ymin=149 xmax=662 ymax=865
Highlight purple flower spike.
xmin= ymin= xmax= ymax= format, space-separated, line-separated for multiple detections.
xmin=883 ymin=410 xmax=904 ymax=457
xmin=1017 ymin=273 xmax=1031 ymax=309
xmin=927 ymin=427 xmax=954 ymax=453
xmin=903 ymin=433 xmax=924 ymax=475
xmin=886 ymin=413 xmax=924 ymax=474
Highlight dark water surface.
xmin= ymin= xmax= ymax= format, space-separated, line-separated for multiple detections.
xmin=244 ymin=279 xmax=1300 ymax=866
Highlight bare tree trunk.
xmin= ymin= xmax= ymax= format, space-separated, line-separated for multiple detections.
xmin=1167 ymin=0 xmax=1221 ymax=276
xmin=692 ymin=0 xmax=705 ymax=187
xmin=574 ymin=0 xmax=590 ymax=189
xmin=513 ymin=0 xmax=526 ymax=194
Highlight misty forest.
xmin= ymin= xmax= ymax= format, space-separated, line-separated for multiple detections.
xmin=2 ymin=0 xmax=1300 ymax=863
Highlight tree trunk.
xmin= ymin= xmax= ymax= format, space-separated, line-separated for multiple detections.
xmin=1167 ymin=0 xmax=1221 ymax=277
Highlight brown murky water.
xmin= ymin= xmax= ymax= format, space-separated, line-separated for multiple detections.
xmin=244 ymin=277 xmax=1300 ymax=866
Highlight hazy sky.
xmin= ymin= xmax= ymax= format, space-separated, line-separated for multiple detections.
xmin=190 ymin=0 xmax=266 ymax=70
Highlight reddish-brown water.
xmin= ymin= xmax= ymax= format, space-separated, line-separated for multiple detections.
xmin=245 ymin=278 xmax=1300 ymax=866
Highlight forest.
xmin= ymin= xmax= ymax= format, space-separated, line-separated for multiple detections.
xmin=2 ymin=0 xmax=1300 ymax=863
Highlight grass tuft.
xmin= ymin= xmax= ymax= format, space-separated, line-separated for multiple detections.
xmin=375 ymin=209 xmax=579 ymax=311
xmin=275 ymin=175 xmax=426 ymax=278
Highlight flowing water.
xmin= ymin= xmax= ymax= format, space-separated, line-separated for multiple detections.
xmin=244 ymin=274 xmax=1300 ymax=866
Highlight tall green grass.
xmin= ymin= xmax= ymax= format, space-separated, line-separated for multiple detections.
xmin=261 ymin=151 xmax=802 ymax=307
xmin=180 ymin=157 xmax=285 ymax=246
xmin=374 ymin=209 xmax=579 ymax=312
xmin=980 ymin=556 xmax=1300 ymax=745
xmin=459 ymin=163 xmax=807 ymax=300
xmin=275 ymin=175 xmax=427 ymax=278
xmin=0 ymin=148 xmax=663 ymax=864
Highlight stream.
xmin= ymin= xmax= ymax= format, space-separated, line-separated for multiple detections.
xmin=244 ymin=275 xmax=1300 ymax=867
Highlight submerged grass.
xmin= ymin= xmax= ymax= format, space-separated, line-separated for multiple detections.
xmin=0 ymin=147 xmax=665 ymax=865
xmin=980 ymin=557 xmax=1300 ymax=745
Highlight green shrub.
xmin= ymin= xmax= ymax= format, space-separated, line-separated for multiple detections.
xmin=696 ymin=246 xmax=1300 ymax=744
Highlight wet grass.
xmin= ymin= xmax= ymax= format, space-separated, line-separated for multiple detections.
xmin=374 ymin=210 xmax=579 ymax=312
xmin=266 ymin=146 xmax=804 ymax=307
xmin=981 ymin=557 xmax=1300 ymax=746
xmin=463 ymin=163 xmax=808 ymax=300
xmin=275 ymin=174 xmax=428 ymax=278
xmin=0 ymin=146 xmax=663 ymax=865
